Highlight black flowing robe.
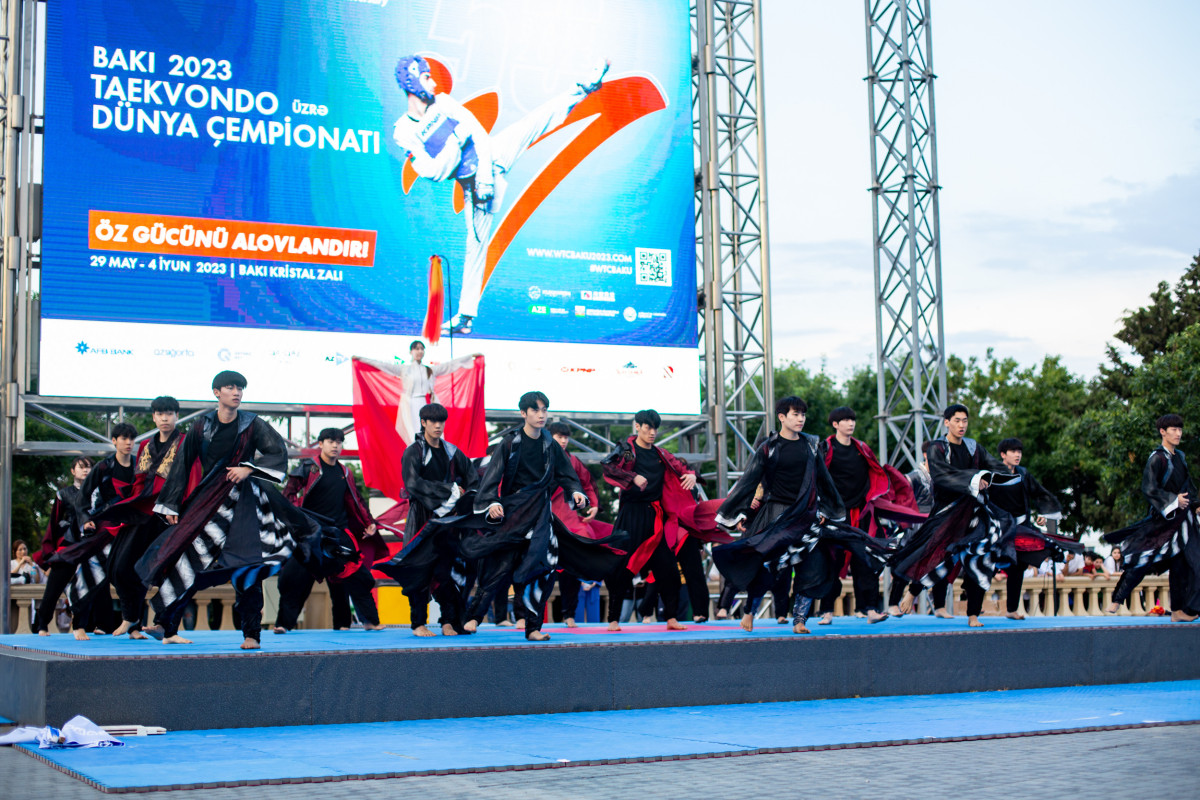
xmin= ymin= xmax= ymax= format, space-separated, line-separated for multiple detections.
xmin=712 ymin=433 xmax=888 ymax=598
xmin=137 ymin=410 xmax=317 ymax=619
xmin=1104 ymin=446 xmax=1200 ymax=609
xmin=989 ymin=465 xmax=1080 ymax=569
xmin=373 ymin=436 xmax=479 ymax=587
xmin=53 ymin=455 xmax=135 ymax=610
xmin=889 ymin=436 xmax=1015 ymax=589
xmin=441 ymin=426 xmax=627 ymax=584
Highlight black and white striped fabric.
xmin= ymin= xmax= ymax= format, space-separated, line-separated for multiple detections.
xmin=156 ymin=482 xmax=295 ymax=612
xmin=67 ymin=541 xmax=113 ymax=610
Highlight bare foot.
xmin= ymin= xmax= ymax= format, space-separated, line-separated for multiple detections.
xmin=336 ymin=627 xmax=351 ymax=631
xmin=740 ymin=613 xmax=754 ymax=632
xmin=441 ymin=624 xmax=458 ymax=636
xmin=72 ymin=629 xmax=90 ymax=641
xmin=608 ymin=621 xmax=622 ymax=631
xmin=867 ymin=609 xmax=888 ymax=624
xmin=776 ymin=617 xmax=788 ymax=625
xmin=935 ymin=608 xmax=954 ymax=619
xmin=888 ymin=604 xmax=904 ymax=617
xmin=854 ymin=611 xmax=867 ymax=619
xmin=818 ymin=612 xmax=833 ymax=626
xmin=143 ymin=625 xmax=164 ymax=639
xmin=1004 ymin=612 xmax=1026 ymax=620
xmin=363 ymin=623 xmax=387 ymax=631
xmin=38 ymin=630 xmax=50 ymax=637
xmin=640 ymin=616 xmax=654 ymax=624
xmin=793 ymin=621 xmax=810 ymax=634
xmin=464 ymin=619 xmax=478 ymax=633
xmin=715 ymin=609 xmax=728 ymax=619
xmin=693 ymin=617 xmax=708 ymax=624
xmin=899 ymin=595 xmax=915 ymax=616
xmin=666 ymin=619 xmax=687 ymax=631
xmin=272 ymin=626 xmax=288 ymax=635
xmin=1104 ymin=602 xmax=1119 ymax=614
xmin=412 ymin=625 xmax=436 ymax=637
xmin=113 ymin=620 xmax=132 ymax=636
xmin=967 ymin=616 xmax=984 ymax=628
xmin=163 ymin=635 xmax=193 ymax=644
xmin=1171 ymin=609 xmax=1198 ymax=622
xmin=240 ymin=638 xmax=260 ymax=650
xmin=565 ymin=617 xmax=578 ymax=628
xmin=526 ymin=630 xmax=550 ymax=641
xmin=496 ymin=619 xmax=514 ymax=627
xmin=92 ymin=629 xmax=109 ymax=636
xmin=129 ymin=630 xmax=149 ymax=640
xmin=515 ymin=619 xmax=526 ymax=630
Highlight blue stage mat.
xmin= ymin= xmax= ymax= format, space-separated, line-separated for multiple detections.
xmin=17 ymin=681 xmax=1200 ymax=791
xmin=0 ymin=614 xmax=1181 ymax=659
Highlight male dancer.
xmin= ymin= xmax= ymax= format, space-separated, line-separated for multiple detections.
xmin=94 ymin=397 xmax=189 ymax=639
xmin=31 ymin=457 xmax=91 ymax=635
xmin=548 ymin=422 xmax=604 ymax=627
xmin=714 ymin=397 xmax=885 ymax=634
xmin=59 ymin=423 xmax=138 ymax=640
xmin=987 ymin=437 xmax=1078 ymax=620
xmin=817 ymin=407 xmax=919 ymax=625
xmin=392 ymin=54 xmax=609 ymax=334
xmin=374 ymin=404 xmax=478 ymax=637
xmin=1104 ymin=414 xmax=1200 ymax=620
xmin=892 ymin=404 xmax=1011 ymax=627
xmin=601 ymin=410 xmax=698 ymax=631
xmin=275 ymin=428 xmax=387 ymax=634
xmin=140 ymin=371 xmax=314 ymax=649
xmin=459 ymin=391 xmax=624 ymax=640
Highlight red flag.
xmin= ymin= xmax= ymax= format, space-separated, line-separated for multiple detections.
xmin=351 ymin=354 xmax=488 ymax=501
xmin=421 ymin=255 xmax=445 ymax=345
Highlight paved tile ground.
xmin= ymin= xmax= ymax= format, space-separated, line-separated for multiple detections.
xmin=3 ymin=724 xmax=1197 ymax=799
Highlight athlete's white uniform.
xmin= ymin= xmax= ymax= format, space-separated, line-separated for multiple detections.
xmin=395 ymin=354 xmax=476 ymax=444
xmin=393 ymin=88 xmax=590 ymax=320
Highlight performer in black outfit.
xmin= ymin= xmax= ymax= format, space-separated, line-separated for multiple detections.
xmin=275 ymin=428 xmax=387 ymax=634
xmin=31 ymin=457 xmax=92 ymax=635
xmin=57 ymin=424 xmax=138 ymax=640
xmin=374 ymin=404 xmax=479 ymax=636
xmin=1104 ymin=414 xmax=1200 ymax=621
xmin=713 ymin=396 xmax=887 ymax=634
xmin=987 ymin=437 xmax=1079 ymax=619
xmin=139 ymin=371 xmax=316 ymax=649
xmin=601 ymin=409 xmax=699 ymax=631
xmin=892 ymin=404 xmax=1011 ymax=628
xmin=457 ymin=391 xmax=625 ymax=640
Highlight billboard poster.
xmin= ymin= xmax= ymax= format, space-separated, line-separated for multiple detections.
xmin=39 ymin=0 xmax=698 ymax=413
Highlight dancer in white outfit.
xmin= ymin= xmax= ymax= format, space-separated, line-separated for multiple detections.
xmin=392 ymin=55 xmax=609 ymax=335
xmin=396 ymin=340 xmax=476 ymax=444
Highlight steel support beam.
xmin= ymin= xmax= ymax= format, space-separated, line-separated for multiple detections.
xmin=864 ymin=0 xmax=947 ymax=469
xmin=694 ymin=0 xmax=773 ymax=492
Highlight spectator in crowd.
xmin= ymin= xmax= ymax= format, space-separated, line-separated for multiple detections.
xmin=574 ymin=579 xmax=602 ymax=622
xmin=1103 ymin=546 xmax=1124 ymax=576
xmin=10 ymin=539 xmax=42 ymax=584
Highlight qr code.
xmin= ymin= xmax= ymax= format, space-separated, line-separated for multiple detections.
xmin=635 ymin=248 xmax=672 ymax=287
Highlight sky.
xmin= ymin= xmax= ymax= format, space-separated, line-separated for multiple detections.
xmin=761 ymin=0 xmax=1200 ymax=383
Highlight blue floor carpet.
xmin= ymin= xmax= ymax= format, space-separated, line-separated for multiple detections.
xmin=0 ymin=614 xmax=1179 ymax=658
xmin=18 ymin=681 xmax=1200 ymax=791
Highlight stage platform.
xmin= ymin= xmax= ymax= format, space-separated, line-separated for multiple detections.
xmin=14 ymin=681 xmax=1200 ymax=792
xmin=2 ymin=616 xmax=1199 ymax=731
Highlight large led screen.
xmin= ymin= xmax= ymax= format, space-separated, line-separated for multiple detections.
xmin=40 ymin=0 xmax=698 ymax=413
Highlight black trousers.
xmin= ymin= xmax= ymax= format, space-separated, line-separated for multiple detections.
xmin=818 ymin=549 xmax=882 ymax=614
xmin=770 ymin=569 xmax=793 ymax=618
xmin=557 ymin=573 xmax=581 ymax=620
xmin=891 ymin=576 xmax=951 ymax=609
xmin=161 ymin=579 xmax=265 ymax=640
xmin=1112 ymin=554 xmax=1193 ymax=613
xmin=34 ymin=563 xmax=74 ymax=633
xmin=108 ymin=519 xmax=163 ymax=628
xmin=676 ymin=537 xmax=711 ymax=620
xmin=716 ymin=580 xmax=737 ymax=614
xmin=909 ymin=576 xmax=985 ymax=616
xmin=606 ymin=539 xmax=681 ymax=623
xmin=466 ymin=548 xmax=553 ymax=633
xmin=276 ymin=557 xmax=380 ymax=630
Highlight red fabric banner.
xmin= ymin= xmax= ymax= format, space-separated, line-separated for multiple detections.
xmin=351 ymin=355 xmax=487 ymax=501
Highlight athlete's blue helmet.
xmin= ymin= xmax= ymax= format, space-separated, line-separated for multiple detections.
xmin=395 ymin=55 xmax=434 ymax=102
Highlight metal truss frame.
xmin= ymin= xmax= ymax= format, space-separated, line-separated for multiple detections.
xmin=865 ymin=0 xmax=947 ymax=469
